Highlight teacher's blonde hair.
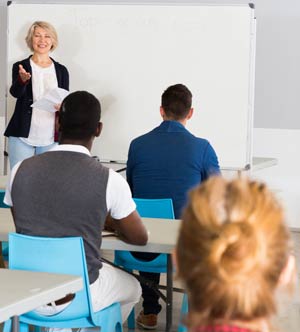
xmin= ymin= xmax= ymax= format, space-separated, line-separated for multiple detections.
xmin=176 ymin=177 xmax=293 ymax=328
xmin=25 ymin=21 xmax=58 ymax=52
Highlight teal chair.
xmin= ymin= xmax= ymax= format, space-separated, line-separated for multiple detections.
xmin=0 ymin=189 xmax=9 ymax=262
xmin=4 ymin=233 xmax=123 ymax=332
xmin=114 ymin=198 xmax=175 ymax=329
xmin=178 ymin=293 xmax=188 ymax=332
xmin=0 ymin=189 xmax=8 ymax=208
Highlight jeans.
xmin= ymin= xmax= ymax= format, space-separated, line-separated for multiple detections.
xmin=131 ymin=251 xmax=162 ymax=315
xmin=8 ymin=136 xmax=57 ymax=169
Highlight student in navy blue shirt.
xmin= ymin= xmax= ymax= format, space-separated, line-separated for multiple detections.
xmin=126 ymin=83 xmax=220 ymax=329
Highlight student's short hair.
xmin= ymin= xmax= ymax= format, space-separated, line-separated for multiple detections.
xmin=59 ymin=91 xmax=101 ymax=141
xmin=176 ymin=177 xmax=293 ymax=328
xmin=25 ymin=21 xmax=58 ymax=52
xmin=161 ymin=84 xmax=192 ymax=120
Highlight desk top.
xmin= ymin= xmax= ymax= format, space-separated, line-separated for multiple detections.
xmin=0 ymin=268 xmax=82 ymax=323
xmin=103 ymin=217 xmax=180 ymax=253
xmin=0 ymin=208 xmax=181 ymax=254
xmin=101 ymin=162 xmax=126 ymax=173
xmin=0 ymin=208 xmax=14 ymax=239
xmin=0 ymin=157 xmax=278 ymax=189
xmin=0 ymin=157 xmax=277 ymax=191
xmin=252 ymin=157 xmax=278 ymax=171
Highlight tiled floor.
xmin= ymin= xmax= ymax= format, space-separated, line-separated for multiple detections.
xmin=271 ymin=231 xmax=300 ymax=332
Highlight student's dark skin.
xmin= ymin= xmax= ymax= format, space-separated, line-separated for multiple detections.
xmin=105 ymin=212 xmax=147 ymax=245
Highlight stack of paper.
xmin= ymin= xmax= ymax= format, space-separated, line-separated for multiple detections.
xmin=31 ymin=87 xmax=70 ymax=113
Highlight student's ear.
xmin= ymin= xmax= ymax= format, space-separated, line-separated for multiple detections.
xmin=278 ymin=254 xmax=296 ymax=288
xmin=95 ymin=122 xmax=103 ymax=137
xmin=160 ymin=106 xmax=166 ymax=119
xmin=186 ymin=108 xmax=194 ymax=120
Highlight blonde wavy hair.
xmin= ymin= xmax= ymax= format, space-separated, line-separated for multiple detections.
xmin=25 ymin=21 xmax=58 ymax=52
xmin=176 ymin=177 xmax=292 ymax=327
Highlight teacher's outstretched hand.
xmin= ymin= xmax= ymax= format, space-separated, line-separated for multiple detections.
xmin=18 ymin=64 xmax=31 ymax=83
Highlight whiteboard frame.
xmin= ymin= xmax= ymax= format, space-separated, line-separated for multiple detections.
xmin=6 ymin=1 xmax=256 ymax=171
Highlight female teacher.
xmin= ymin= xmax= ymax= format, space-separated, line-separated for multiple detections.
xmin=4 ymin=21 xmax=69 ymax=169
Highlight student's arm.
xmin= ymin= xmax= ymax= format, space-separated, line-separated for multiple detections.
xmin=106 ymin=169 xmax=148 ymax=245
xmin=105 ymin=211 xmax=148 ymax=245
xmin=202 ymin=142 xmax=221 ymax=180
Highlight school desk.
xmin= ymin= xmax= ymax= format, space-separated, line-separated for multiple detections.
xmin=0 ymin=208 xmax=181 ymax=332
xmin=0 ymin=268 xmax=82 ymax=332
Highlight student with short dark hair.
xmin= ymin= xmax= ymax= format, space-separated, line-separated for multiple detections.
xmin=175 ymin=177 xmax=296 ymax=332
xmin=126 ymin=83 xmax=220 ymax=329
xmin=161 ymin=83 xmax=192 ymax=120
xmin=4 ymin=90 xmax=148 ymax=325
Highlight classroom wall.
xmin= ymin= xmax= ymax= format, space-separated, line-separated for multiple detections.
xmin=255 ymin=0 xmax=300 ymax=129
xmin=252 ymin=128 xmax=300 ymax=230
xmin=0 ymin=2 xmax=7 ymax=174
xmin=0 ymin=0 xmax=299 ymax=228
xmin=251 ymin=0 xmax=300 ymax=229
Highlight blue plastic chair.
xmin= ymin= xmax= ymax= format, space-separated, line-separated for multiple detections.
xmin=0 ymin=189 xmax=8 ymax=208
xmin=114 ymin=198 xmax=174 ymax=329
xmin=0 ymin=189 xmax=9 ymax=262
xmin=4 ymin=233 xmax=123 ymax=332
xmin=178 ymin=293 xmax=188 ymax=332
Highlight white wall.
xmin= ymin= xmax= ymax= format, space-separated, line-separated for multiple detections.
xmin=255 ymin=0 xmax=300 ymax=129
xmin=251 ymin=0 xmax=300 ymax=229
xmin=252 ymin=128 xmax=300 ymax=230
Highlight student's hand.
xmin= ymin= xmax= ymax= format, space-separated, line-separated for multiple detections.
xmin=112 ymin=211 xmax=148 ymax=245
xmin=18 ymin=64 xmax=31 ymax=83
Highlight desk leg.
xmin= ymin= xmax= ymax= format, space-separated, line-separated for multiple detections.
xmin=166 ymin=254 xmax=173 ymax=332
xmin=12 ymin=316 xmax=19 ymax=332
xmin=0 ymin=242 xmax=5 ymax=268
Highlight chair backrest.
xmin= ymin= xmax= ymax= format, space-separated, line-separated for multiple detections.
xmin=1 ymin=190 xmax=9 ymax=259
xmin=115 ymin=198 xmax=174 ymax=271
xmin=8 ymin=233 xmax=93 ymax=322
xmin=0 ymin=189 xmax=9 ymax=208
xmin=133 ymin=198 xmax=175 ymax=219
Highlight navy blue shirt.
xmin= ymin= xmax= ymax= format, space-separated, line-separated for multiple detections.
xmin=127 ymin=120 xmax=220 ymax=218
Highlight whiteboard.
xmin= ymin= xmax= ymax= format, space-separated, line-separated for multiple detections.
xmin=7 ymin=3 xmax=256 ymax=169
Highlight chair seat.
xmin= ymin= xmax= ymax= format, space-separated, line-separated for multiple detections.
xmin=115 ymin=250 xmax=167 ymax=273
xmin=4 ymin=234 xmax=123 ymax=332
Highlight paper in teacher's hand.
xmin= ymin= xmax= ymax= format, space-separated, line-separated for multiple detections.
xmin=31 ymin=87 xmax=70 ymax=113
